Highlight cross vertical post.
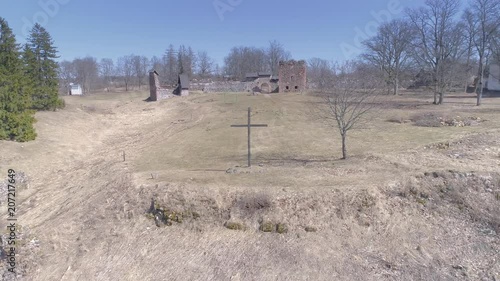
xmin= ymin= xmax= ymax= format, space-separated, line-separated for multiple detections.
xmin=231 ymin=107 xmax=268 ymax=167
xmin=248 ymin=107 xmax=251 ymax=167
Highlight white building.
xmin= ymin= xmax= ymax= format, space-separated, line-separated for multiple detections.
xmin=69 ymin=83 xmax=83 ymax=96
xmin=487 ymin=64 xmax=500 ymax=91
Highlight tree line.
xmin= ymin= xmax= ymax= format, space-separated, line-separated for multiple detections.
xmin=59 ymin=45 xmax=218 ymax=94
xmin=59 ymin=40 xmax=292 ymax=94
xmin=0 ymin=18 xmax=63 ymax=142
xmin=308 ymin=0 xmax=500 ymax=106
xmin=314 ymin=0 xmax=500 ymax=161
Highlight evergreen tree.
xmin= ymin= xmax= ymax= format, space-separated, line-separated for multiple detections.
xmin=0 ymin=18 xmax=36 ymax=141
xmin=162 ymin=44 xmax=177 ymax=84
xmin=24 ymin=23 xmax=63 ymax=110
xmin=177 ymin=45 xmax=186 ymax=75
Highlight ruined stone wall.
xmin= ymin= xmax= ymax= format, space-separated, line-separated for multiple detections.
xmin=203 ymin=80 xmax=278 ymax=93
xmin=149 ymin=71 xmax=173 ymax=101
xmin=245 ymin=78 xmax=279 ymax=93
xmin=279 ymin=60 xmax=307 ymax=93
xmin=203 ymin=81 xmax=247 ymax=93
xmin=190 ymin=83 xmax=208 ymax=91
xmin=180 ymin=89 xmax=189 ymax=96
xmin=158 ymin=88 xmax=172 ymax=100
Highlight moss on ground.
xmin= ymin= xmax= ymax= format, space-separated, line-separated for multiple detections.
xmin=259 ymin=222 xmax=288 ymax=234
xmin=260 ymin=221 xmax=275 ymax=232
xmin=224 ymin=222 xmax=246 ymax=231
xmin=276 ymin=223 xmax=288 ymax=234
xmin=416 ymin=198 xmax=427 ymax=205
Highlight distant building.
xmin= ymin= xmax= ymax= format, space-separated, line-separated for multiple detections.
xmin=258 ymin=72 xmax=272 ymax=78
xmin=69 ymin=83 xmax=83 ymax=96
xmin=487 ymin=63 xmax=500 ymax=91
xmin=244 ymin=72 xmax=272 ymax=82
xmin=279 ymin=60 xmax=307 ymax=93
xmin=245 ymin=73 xmax=259 ymax=82
xmin=202 ymin=64 xmax=307 ymax=94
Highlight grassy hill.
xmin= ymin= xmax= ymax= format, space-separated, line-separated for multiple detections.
xmin=1 ymin=90 xmax=499 ymax=280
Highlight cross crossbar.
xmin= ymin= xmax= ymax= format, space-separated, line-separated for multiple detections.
xmin=231 ymin=124 xmax=268 ymax=128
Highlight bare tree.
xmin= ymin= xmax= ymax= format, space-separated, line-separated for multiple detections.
xmin=224 ymin=46 xmax=268 ymax=80
xmin=307 ymin=58 xmax=334 ymax=89
xmin=132 ymin=55 xmax=149 ymax=89
xmin=99 ymin=58 xmax=114 ymax=89
xmin=177 ymin=45 xmax=196 ymax=76
xmin=461 ymin=10 xmax=479 ymax=92
xmin=58 ymin=60 xmax=76 ymax=94
xmin=318 ymin=61 xmax=381 ymax=160
xmin=267 ymin=40 xmax=291 ymax=76
xmin=196 ymin=51 xmax=214 ymax=78
xmin=214 ymin=63 xmax=222 ymax=78
xmin=73 ymin=56 xmax=99 ymax=94
xmin=362 ymin=19 xmax=414 ymax=95
xmin=407 ymin=0 xmax=462 ymax=104
xmin=150 ymin=56 xmax=163 ymax=72
xmin=465 ymin=0 xmax=500 ymax=106
xmin=117 ymin=55 xmax=134 ymax=91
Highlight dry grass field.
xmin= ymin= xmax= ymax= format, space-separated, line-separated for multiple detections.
xmin=1 ymin=89 xmax=500 ymax=280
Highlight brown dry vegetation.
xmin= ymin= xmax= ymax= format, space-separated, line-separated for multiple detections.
xmin=0 ymin=90 xmax=499 ymax=280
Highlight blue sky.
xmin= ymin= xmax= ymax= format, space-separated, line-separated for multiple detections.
xmin=0 ymin=0 xmax=426 ymax=66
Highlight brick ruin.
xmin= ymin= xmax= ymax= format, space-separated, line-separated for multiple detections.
xmin=149 ymin=71 xmax=192 ymax=101
xmin=202 ymin=76 xmax=279 ymax=94
xmin=279 ymin=60 xmax=307 ymax=93
xmin=192 ymin=60 xmax=308 ymax=94
xmin=149 ymin=71 xmax=173 ymax=101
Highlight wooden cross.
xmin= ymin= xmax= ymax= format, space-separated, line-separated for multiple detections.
xmin=231 ymin=107 xmax=268 ymax=167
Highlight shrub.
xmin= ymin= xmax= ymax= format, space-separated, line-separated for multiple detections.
xmin=0 ymin=110 xmax=37 ymax=142
xmin=276 ymin=223 xmax=288 ymax=234
xmin=259 ymin=221 xmax=274 ymax=232
xmin=224 ymin=222 xmax=245 ymax=231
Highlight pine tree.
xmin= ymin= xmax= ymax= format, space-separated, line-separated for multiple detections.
xmin=24 ymin=23 xmax=63 ymax=110
xmin=0 ymin=18 xmax=36 ymax=141
xmin=186 ymin=47 xmax=195 ymax=76
xmin=177 ymin=45 xmax=186 ymax=75
xmin=167 ymin=45 xmax=176 ymax=84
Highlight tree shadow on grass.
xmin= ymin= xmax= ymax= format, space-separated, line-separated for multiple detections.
xmin=258 ymin=158 xmax=337 ymax=166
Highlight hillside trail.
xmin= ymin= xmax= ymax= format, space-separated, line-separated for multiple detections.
xmin=8 ymin=96 xmax=211 ymax=280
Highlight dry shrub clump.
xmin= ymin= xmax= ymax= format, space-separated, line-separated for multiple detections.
xmin=387 ymin=113 xmax=411 ymax=124
xmin=259 ymin=221 xmax=288 ymax=234
xmin=224 ymin=221 xmax=246 ymax=231
xmin=410 ymin=112 xmax=483 ymax=127
xmin=234 ymin=192 xmax=272 ymax=218
xmin=146 ymin=198 xmax=200 ymax=227
xmin=395 ymin=171 xmax=500 ymax=233
xmin=411 ymin=112 xmax=444 ymax=127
